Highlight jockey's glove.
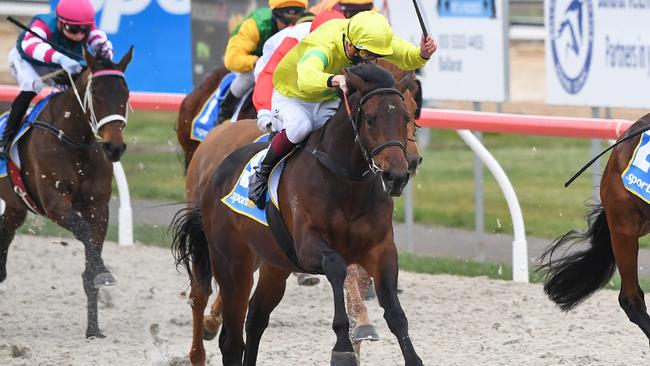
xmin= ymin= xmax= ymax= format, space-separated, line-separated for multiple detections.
xmin=59 ymin=56 xmax=83 ymax=75
xmin=257 ymin=109 xmax=274 ymax=133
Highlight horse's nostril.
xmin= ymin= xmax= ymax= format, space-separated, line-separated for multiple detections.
xmin=419 ymin=156 xmax=423 ymax=165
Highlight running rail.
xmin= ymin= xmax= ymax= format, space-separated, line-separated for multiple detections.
xmin=0 ymin=87 xmax=635 ymax=271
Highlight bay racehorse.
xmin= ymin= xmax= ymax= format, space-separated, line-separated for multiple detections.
xmin=176 ymin=66 xmax=257 ymax=169
xmin=0 ymin=47 xmax=133 ymax=338
xmin=190 ymin=86 xmax=422 ymax=353
xmin=172 ymin=63 xmax=423 ymax=366
xmin=540 ymin=113 xmax=650 ymax=344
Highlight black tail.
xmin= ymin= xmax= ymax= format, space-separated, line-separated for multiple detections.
xmin=538 ymin=204 xmax=616 ymax=311
xmin=170 ymin=206 xmax=211 ymax=291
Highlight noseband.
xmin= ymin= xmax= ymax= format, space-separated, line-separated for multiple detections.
xmin=343 ymin=87 xmax=406 ymax=174
xmin=69 ymin=69 xmax=128 ymax=137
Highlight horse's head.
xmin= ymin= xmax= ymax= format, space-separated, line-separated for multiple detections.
xmin=345 ymin=64 xmax=411 ymax=196
xmin=82 ymin=46 xmax=134 ymax=162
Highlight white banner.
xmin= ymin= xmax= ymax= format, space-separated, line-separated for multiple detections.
xmin=384 ymin=0 xmax=509 ymax=102
xmin=545 ymin=0 xmax=650 ymax=108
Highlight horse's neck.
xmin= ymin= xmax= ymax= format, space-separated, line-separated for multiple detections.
xmin=46 ymin=73 xmax=94 ymax=143
xmin=310 ymin=97 xmax=375 ymax=180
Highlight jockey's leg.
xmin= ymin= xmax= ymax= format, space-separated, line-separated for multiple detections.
xmin=217 ymin=71 xmax=255 ymax=124
xmin=248 ymin=129 xmax=295 ymax=209
xmin=2 ymin=47 xmax=42 ymax=157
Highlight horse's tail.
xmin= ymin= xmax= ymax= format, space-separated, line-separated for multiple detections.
xmin=170 ymin=206 xmax=212 ymax=291
xmin=538 ymin=204 xmax=615 ymax=311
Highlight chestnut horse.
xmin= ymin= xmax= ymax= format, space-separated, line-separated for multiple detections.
xmin=0 ymin=48 xmax=134 ymax=338
xmin=171 ymin=63 xmax=423 ymax=366
xmin=176 ymin=66 xmax=257 ymax=169
xmin=540 ymin=113 xmax=650 ymax=344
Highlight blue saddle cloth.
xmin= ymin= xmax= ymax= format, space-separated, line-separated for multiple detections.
xmin=220 ymin=140 xmax=284 ymax=226
xmin=0 ymin=94 xmax=55 ymax=177
xmin=191 ymin=73 xmax=237 ymax=142
xmin=622 ymin=131 xmax=650 ymax=204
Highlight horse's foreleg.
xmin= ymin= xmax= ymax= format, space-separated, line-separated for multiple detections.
xmin=317 ymin=247 xmax=356 ymax=366
xmin=190 ymin=263 xmax=211 ymax=366
xmin=53 ymin=204 xmax=112 ymax=338
xmin=611 ymin=229 xmax=650 ymax=342
xmin=203 ymin=291 xmax=223 ymax=340
xmin=0 ymin=206 xmax=27 ymax=283
xmin=243 ymin=263 xmax=290 ymax=366
xmin=365 ymin=245 xmax=422 ymax=366
xmin=346 ymin=264 xmax=379 ymax=348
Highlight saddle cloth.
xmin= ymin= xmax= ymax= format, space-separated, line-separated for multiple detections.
xmin=622 ymin=131 xmax=650 ymax=204
xmin=190 ymin=72 xmax=253 ymax=142
xmin=0 ymin=94 xmax=55 ymax=177
xmin=221 ymin=139 xmax=288 ymax=226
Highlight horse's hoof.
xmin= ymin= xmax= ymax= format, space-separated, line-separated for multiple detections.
xmin=0 ymin=269 xmax=6 ymax=283
xmin=203 ymin=327 xmax=218 ymax=341
xmin=86 ymin=330 xmax=106 ymax=339
xmin=297 ymin=273 xmax=320 ymax=286
xmin=352 ymin=324 xmax=380 ymax=342
xmin=330 ymin=351 xmax=358 ymax=366
xmin=94 ymin=272 xmax=117 ymax=288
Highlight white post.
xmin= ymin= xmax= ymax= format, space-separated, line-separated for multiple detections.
xmin=457 ymin=130 xmax=529 ymax=282
xmin=112 ymin=162 xmax=133 ymax=246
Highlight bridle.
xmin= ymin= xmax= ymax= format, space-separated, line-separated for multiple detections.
xmin=68 ymin=69 xmax=128 ymax=138
xmin=342 ymin=87 xmax=406 ymax=175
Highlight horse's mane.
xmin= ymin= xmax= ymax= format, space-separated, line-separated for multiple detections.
xmin=347 ymin=63 xmax=395 ymax=90
xmin=93 ymin=47 xmax=117 ymax=69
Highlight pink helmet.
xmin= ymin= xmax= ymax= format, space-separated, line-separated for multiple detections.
xmin=56 ymin=0 xmax=95 ymax=26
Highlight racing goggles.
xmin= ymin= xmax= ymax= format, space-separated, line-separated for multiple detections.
xmin=355 ymin=47 xmax=384 ymax=62
xmin=63 ymin=23 xmax=91 ymax=35
xmin=273 ymin=7 xmax=304 ymax=25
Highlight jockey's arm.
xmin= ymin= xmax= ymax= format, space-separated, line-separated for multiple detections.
xmin=224 ymin=19 xmax=261 ymax=73
xmin=86 ymin=25 xmax=113 ymax=59
xmin=253 ymin=37 xmax=299 ymax=112
xmin=20 ymin=19 xmax=64 ymax=65
xmin=296 ymin=48 xmax=333 ymax=95
xmin=383 ymin=36 xmax=429 ymax=71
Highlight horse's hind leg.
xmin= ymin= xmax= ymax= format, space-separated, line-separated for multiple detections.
xmin=190 ymin=263 xmax=211 ymax=366
xmin=0 ymin=206 xmax=27 ymax=283
xmin=203 ymin=291 xmax=223 ymax=341
xmin=609 ymin=224 xmax=650 ymax=342
xmin=364 ymin=244 xmax=423 ymax=366
xmin=243 ymin=263 xmax=290 ymax=366
xmin=346 ymin=264 xmax=379 ymax=351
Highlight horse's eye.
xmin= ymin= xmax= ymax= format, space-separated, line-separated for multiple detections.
xmin=366 ymin=116 xmax=376 ymax=126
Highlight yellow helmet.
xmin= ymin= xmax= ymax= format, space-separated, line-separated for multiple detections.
xmin=346 ymin=11 xmax=394 ymax=56
xmin=268 ymin=0 xmax=308 ymax=9
xmin=339 ymin=0 xmax=373 ymax=4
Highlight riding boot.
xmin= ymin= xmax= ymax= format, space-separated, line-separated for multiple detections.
xmin=248 ymin=130 xmax=295 ymax=209
xmin=216 ymin=90 xmax=240 ymax=124
xmin=0 ymin=91 xmax=36 ymax=158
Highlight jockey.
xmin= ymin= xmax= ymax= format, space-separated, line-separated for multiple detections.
xmin=2 ymin=0 xmax=113 ymax=157
xmin=248 ymin=11 xmax=437 ymax=207
xmin=253 ymin=10 xmax=345 ymax=133
xmin=311 ymin=0 xmax=374 ymax=18
xmin=217 ymin=0 xmax=308 ymax=124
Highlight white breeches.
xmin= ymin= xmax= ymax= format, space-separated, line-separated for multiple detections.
xmin=272 ymin=90 xmax=340 ymax=144
xmin=230 ymin=71 xmax=255 ymax=98
xmin=8 ymin=47 xmax=58 ymax=93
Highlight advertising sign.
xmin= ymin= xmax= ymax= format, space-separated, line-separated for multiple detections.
xmin=546 ymin=0 xmax=650 ymax=108
xmin=385 ymin=0 xmax=509 ymax=102
xmin=52 ymin=0 xmax=192 ymax=93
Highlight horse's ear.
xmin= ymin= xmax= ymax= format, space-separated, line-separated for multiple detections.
xmin=117 ymin=46 xmax=135 ymax=72
xmin=83 ymin=48 xmax=96 ymax=69
xmin=344 ymin=69 xmax=369 ymax=95
xmin=396 ymin=73 xmax=415 ymax=94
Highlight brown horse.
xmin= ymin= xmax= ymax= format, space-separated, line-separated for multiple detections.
xmin=189 ymin=82 xmax=422 ymax=349
xmin=176 ymin=66 xmax=257 ymax=169
xmin=0 ymin=48 xmax=134 ymax=338
xmin=540 ymin=113 xmax=650 ymax=344
xmin=172 ymin=63 xmax=422 ymax=366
